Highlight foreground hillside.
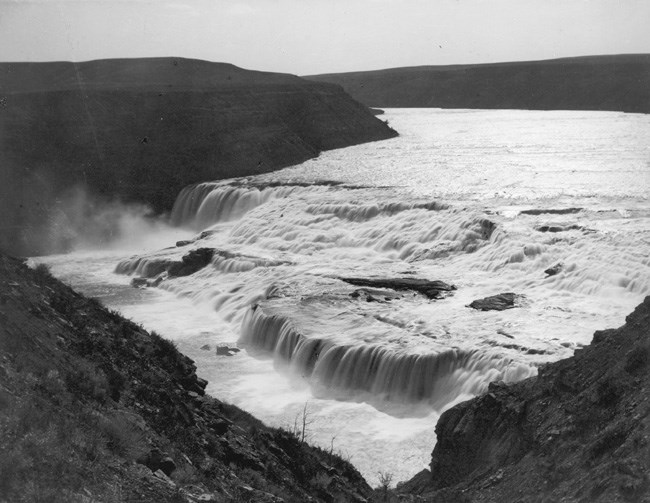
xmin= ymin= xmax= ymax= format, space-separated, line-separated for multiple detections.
xmin=306 ymin=54 xmax=650 ymax=113
xmin=0 ymin=57 xmax=396 ymax=256
xmin=400 ymin=296 xmax=650 ymax=502
xmin=0 ymin=253 xmax=373 ymax=502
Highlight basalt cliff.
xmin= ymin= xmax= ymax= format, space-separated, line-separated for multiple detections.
xmin=0 ymin=57 xmax=396 ymax=256
xmin=399 ymin=296 xmax=650 ymax=502
xmin=305 ymin=54 xmax=650 ymax=113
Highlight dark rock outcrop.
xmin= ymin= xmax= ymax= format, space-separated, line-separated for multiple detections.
xmin=544 ymin=263 xmax=564 ymax=277
xmin=400 ymin=296 xmax=650 ymax=502
xmin=216 ymin=344 xmax=241 ymax=356
xmin=521 ymin=208 xmax=583 ymax=216
xmin=468 ymin=292 xmax=523 ymax=311
xmin=340 ymin=277 xmax=456 ymax=300
xmin=305 ymin=54 xmax=650 ymax=112
xmin=121 ymin=248 xmax=215 ymax=285
xmin=116 ymin=248 xmax=291 ymax=285
xmin=165 ymin=248 xmax=215 ymax=277
xmin=349 ymin=288 xmax=401 ymax=303
xmin=140 ymin=448 xmax=177 ymax=477
xmin=536 ymin=224 xmax=585 ymax=233
xmin=0 ymin=57 xmax=397 ymax=256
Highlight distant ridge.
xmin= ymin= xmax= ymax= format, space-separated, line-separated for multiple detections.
xmin=0 ymin=57 xmax=305 ymax=93
xmin=305 ymin=54 xmax=650 ymax=113
xmin=0 ymin=57 xmax=396 ymax=255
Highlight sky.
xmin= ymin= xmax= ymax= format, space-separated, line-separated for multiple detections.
xmin=1 ymin=0 xmax=649 ymax=75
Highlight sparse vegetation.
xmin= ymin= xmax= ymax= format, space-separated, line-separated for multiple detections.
xmin=374 ymin=471 xmax=396 ymax=502
xmin=291 ymin=402 xmax=315 ymax=443
xmin=32 ymin=262 xmax=53 ymax=280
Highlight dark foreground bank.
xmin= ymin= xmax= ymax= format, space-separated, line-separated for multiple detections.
xmin=399 ymin=297 xmax=650 ymax=502
xmin=0 ymin=253 xmax=373 ymax=502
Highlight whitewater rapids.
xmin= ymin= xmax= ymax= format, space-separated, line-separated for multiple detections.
xmin=40 ymin=109 xmax=650 ymax=484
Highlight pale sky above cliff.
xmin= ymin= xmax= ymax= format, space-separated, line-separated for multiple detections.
xmin=1 ymin=0 xmax=649 ymax=75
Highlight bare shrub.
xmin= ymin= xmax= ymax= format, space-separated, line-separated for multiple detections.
xmin=99 ymin=413 xmax=148 ymax=460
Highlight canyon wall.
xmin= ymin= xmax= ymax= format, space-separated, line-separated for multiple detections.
xmin=0 ymin=58 xmax=396 ymax=255
xmin=306 ymin=54 xmax=650 ymax=113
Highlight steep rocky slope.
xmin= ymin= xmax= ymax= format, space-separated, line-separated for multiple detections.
xmin=0 ymin=252 xmax=373 ymax=502
xmin=0 ymin=58 xmax=396 ymax=256
xmin=305 ymin=54 xmax=650 ymax=113
xmin=400 ymin=296 xmax=650 ymax=502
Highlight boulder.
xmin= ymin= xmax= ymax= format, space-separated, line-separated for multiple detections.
xmin=131 ymin=277 xmax=149 ymax=288
xmin=544 ymin=263 xmax=564 ymax=276
xmin=167 ymin=248 xmax=215 ymax=277
xmin=349 ymin=288 xmax=400 ymax=303
xmin=141 ymin=448 xmax=176 ymax=476
xmin=468 ymin=293 xmax=523 ymax=311
xmin=216 ymin=345 xmax=241 ymax=356
xmin=521 ymin=208 xmax=582 ymax=215
xmin=536 ymin=224 xmax=584 ymax=233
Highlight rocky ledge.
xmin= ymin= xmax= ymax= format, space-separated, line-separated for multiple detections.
xmin=0 ymin=253 xmax=373 ymax=502
xmin=340 ymin=277 xmax=456 ymax=300
xmin=400 ymin=296 xmax=650 ymax=502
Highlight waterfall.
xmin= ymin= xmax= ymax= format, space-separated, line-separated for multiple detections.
xmin=170 ymin=182 xmax=298 ymax=229
xmin=240 ymin=305 xmax=535 ymax=410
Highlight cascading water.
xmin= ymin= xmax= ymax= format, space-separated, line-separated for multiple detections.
xmin=239 ymin=305 xmax=534 ymax=409
xmin=39 ymin=108 xmax=650 ymax=484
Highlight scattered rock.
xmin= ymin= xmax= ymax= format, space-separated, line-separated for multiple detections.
xmin=130 ymin=273 xmax=167 ymax=288
xmin=520 ymin=208 xmax=582 ymax=215
xmin=153 ymin=469 xmax=176 ymax=486
xmin=468 ymin=293 xmax=523 ymax=311
xmin=216 ymin=345 xmax=241 ymax=356
xmin=536 ymin=224 xmax=584 ymax=233
xmin=141 ymin=448 xmax=177 ymax=476
xmin=167 ymin=248 xmax=215 ymax=277
xmin=496 ymin=329 xmax=514 ymax=339
xmin=208 ymin=418 xmax=231 ymax=435
xmin=200 ymin=344 xmax=211 ymax=351
xmin=544 ymin=263 xmax=564 ymax=276
xmin=525 ymin=348 xmax=548 ymax=355
xmin=349 ymin=288 xmax=400 ymax=303
xmin=199 ymin=230 xmax=218 ymax=240
xmin=131 ymin=277 xmax=149 ymax=288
